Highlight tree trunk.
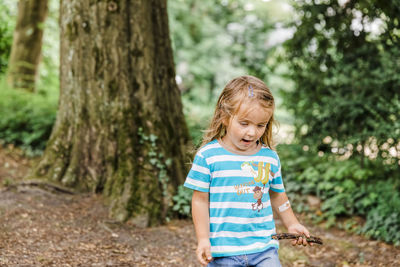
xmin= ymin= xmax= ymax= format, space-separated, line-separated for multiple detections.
xmin=30 ymin=0 xmax=191 ymax=226
xmin=7 ymin=0 xmax=48 ymax=91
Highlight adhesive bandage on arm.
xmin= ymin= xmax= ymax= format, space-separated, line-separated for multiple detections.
xmin=278 ymin=200 xmax=291 ymax=212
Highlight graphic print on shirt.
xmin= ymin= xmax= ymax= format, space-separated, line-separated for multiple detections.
xmin=233 ymin=180 xmax=255 ymax=195
xmin=241 ymin=161 xmax=275 ymax=212
xmin=252 ymin=186 xmax=264 ymax=212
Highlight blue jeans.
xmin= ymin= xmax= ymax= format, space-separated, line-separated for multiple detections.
xmin=207 ymin=247 xmax=281 ymax=267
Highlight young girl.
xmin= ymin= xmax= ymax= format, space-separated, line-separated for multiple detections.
xmin=184 ymin=75 xmax=312 ymax=266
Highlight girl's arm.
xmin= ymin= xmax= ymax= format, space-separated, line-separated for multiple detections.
xmin=192 ymin=190 xmax=213 ymax=265
xmin=269 ymin=190 xmax=312 ymax=246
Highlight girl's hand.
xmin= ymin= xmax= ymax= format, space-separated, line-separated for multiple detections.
xmin=287 ymin=223 xmax=313 ymax=247
xmin=196 ymin=238 xmax=213 ymax=266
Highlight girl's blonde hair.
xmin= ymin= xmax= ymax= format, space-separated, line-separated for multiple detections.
xmin=200 ymin=75 xmax=276 ymax=149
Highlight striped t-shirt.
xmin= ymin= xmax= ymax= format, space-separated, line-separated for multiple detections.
xmin=184 ymin=139 xmax=285 ymax=257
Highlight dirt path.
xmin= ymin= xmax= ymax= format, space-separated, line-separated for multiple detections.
xmin=0 ymin=145 xmax=399 ymax=266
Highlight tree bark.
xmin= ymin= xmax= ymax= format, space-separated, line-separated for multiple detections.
xmin=7 ymin=0 xmax=48 ymax=91
xmin=30 ymin=0 xmax=191 ymax=226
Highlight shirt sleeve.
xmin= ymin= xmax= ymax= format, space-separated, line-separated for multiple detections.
xmin=270 ymin=152 xmax=285 ymax=193
xmin=184 ymin=151 xmax=211 ymax=192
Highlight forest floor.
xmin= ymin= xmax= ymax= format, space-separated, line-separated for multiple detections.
xmin=0 ymin=144 xmax=400 ymax=267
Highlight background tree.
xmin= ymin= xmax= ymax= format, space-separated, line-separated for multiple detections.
xmin=7 ymin=0 xmax=48 ymax=91
xmin=30 ymin=0 xmax=191 ymax=226
xmin=283 ymin=0 xmax=400 ymax=165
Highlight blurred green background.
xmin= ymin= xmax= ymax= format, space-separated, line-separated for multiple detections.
xmin=0 ymin=0 xmax=399 ymax=245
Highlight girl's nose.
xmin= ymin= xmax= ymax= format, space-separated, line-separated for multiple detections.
xmin=246 ymin=126 xmax=256 ymax=136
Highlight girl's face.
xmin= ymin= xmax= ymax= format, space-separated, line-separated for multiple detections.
xmin=222 ymin=102 xmax=272 ymax=154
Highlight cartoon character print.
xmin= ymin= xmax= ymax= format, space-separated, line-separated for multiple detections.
xmin=241 ymin=161 xmax=275 ymax=212
xmin=252 ymin=186 xmax=263 ymax=212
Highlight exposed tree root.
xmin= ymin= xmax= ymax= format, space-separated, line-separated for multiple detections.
xmin=2 ymin=179 xmax=76 ymax=195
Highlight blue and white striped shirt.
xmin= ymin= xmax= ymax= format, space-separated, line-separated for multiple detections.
xmin=184 ymin=139 xmax=285 ymax=257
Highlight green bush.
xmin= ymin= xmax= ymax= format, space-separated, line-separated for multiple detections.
xmin=361 ymin=182 xmax=400 ymax=245
xmin=0 ymin=81 xmax=57 ymax=153
xmin=278 ymin=144 xmax=400 ymax=245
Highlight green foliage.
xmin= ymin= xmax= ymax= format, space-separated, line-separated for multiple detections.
xmin=0 ymin=23 xmax=12 ymax=74
xmin=0 ymin=78 xmax=57 ymax=153
xmin=182 ymin=97 xmax=214 ymax=147
xmin=361 ymin=181 xmax=400 ymax=245
xmin=282 ymin=0 xmax=400 ymax=160
xmin=0 ymin=0 xmax=17 ymax=74
xmin=138 ymin=127 xmax=173 ymax=199
xmin=278 ymin=0 xmax=400 ymax=246
xmin=169 ymin=0 xmax=276 ymax=100
xmin=172 ymin=185 xmax=193 ymax=218
xmin=279 ymin=144 xmax=400 ymax=245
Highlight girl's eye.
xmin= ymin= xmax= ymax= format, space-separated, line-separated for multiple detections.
xmin=258 ymin=125 xmax=266 ymax=128
xmin=240 ymin=122 xmax=248 ymax=126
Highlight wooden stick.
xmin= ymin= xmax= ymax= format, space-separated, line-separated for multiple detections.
xmin=272 ymin=233 xmax=323 ymax=245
